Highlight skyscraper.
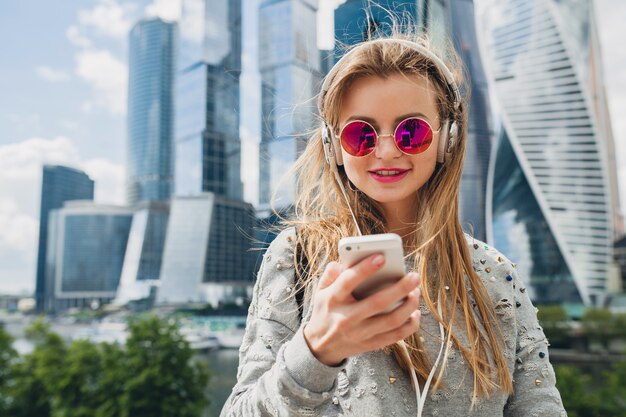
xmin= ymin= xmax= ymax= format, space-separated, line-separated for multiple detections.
xmin=115 ymin=201 xmax=169 ymax=305
xmin=35 ymin=165 xmax=94 ymax=312
xmin=127 ymin=18 xmax=177 ymax=205
xmin=156 ymin=193 xmax=256 ymax=306
xmin=258 ymin=0 xmax=320 ymax=208
xmin=481 ymin=0 xmax=619 ymax=305
xmin=45 ymin=201 xmax=133 ymax=313
xmin=175 ymin=0 xmax=243 ymax=199
xmin=334 ymin=0 xmax=495 ymax=241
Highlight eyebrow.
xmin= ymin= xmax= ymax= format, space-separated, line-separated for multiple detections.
xmin=343 ymin=112 xmax=432 ymax=127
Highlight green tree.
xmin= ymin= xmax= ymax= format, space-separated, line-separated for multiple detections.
xmin=50 ymin=339 xmax=105 ymax=417
xmin=121 ymin=315 xmax=210 ymax=417
xmin=6 ymin=317 xmax=65 ymax=417
xmin=0 ymin=325 xmax=18 ymax=414
xmin=597 ymin=358 xmax=626 ymax=416
xmin=537 ymin=305 xmax=570 ymax=347
xmin=555 ymin=364 xmax=600 ymax=417
xmin=581 ymin=308 xmax=614 ymax=350
xmin=93 ymin=342 xmax=126 ymax=417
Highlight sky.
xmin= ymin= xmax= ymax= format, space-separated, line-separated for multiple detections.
xmin=0 ymin=0 xmax=624 ymax=295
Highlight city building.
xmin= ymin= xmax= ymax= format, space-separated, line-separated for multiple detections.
xmin=35 ymin=165 xmax=94 ymax=312
xmin=127 ymin=18 xmax=177 ymax=205
xmin=258 ymin=0 xmax=321 ymax=208
xmin=114 ymin=201 xmax=169 ymax=306
xmin=480 ymin=0 xmax=619 ymax=305
xmin=333 ymin=0 xmax=495 ymax=241
xmin=175 ymin=0 xmax=243 ymax=199
xmin=156 ymin=193 xmax=256 ymax=307
xmin=44 ymin=201 xmax=133 ymax=313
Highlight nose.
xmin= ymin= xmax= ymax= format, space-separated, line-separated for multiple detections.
xmin=374 ymin=133 xmax=401 ymax=159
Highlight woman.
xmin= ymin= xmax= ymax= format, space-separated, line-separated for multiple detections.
xmin=220 ymin=31 xmax=567 ymax=417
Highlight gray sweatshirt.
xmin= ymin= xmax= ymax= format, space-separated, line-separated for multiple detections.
xmin=220 ymin=228 xmax=567 ymax=417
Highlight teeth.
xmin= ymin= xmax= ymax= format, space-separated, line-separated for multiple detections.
xmin=376 ymin=170 xmax=403 ymax=176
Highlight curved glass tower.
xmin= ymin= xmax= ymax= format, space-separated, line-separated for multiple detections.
xmin=481 ymin=0 xmax=618 ymax=305
xmin=127 ymin=18 xmax=177 ymax=205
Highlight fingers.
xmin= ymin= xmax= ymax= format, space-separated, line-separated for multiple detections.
xmin=360 ymin=286 xmax=421 ymax=337
xmin=317 ymin=262 xmax=344 ymax=290
xmin=354 ymin=272 xmax=421 ymax=318
xmin=333 ymin=254 xmax=385 ymax=300
xmin=362 ymin=309 xmax=421 ymax=350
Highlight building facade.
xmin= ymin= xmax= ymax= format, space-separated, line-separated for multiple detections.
xmin=481 ymin=0 xmax=619 ymax=305
xmin=157 ymin=193 xmax=256 ymax=306
xmin=175 ymin=0 xmax=243 ymax=199
xmin=258 ymin=0 xmax=320 ymax=208
xmin=35 ymin=165 xmax=94 ymax=312
xmin=45 ymin=202 xmax=133 ymax=313
xmin=114 ymin=201 xmax=169 ymax=305
xmin=127 ymin=18 xmax=177 ymax=205
xmin=333 ymin=0 xmax=495 ymax=241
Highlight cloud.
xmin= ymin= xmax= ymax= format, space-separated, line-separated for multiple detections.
xmin=77 ymin=0 xmax=135 ymax=39
xmin=82 ymin=158 xmax=125 ymax=205
xmin=145 ymin=0 xmax=182 ymax=22
xmin=75 ymin=49 xmax=128 ymax=115
xmin=35 ymin=66 xmax=70 ymax=82
xmin=66 ymin=25 xmax=93 ymax=48
xmin=0 ymin=199 xmax=38 ymax=252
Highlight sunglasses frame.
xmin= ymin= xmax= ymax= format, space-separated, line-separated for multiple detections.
xmin=337 ymin=117 xmax=441 ymax=158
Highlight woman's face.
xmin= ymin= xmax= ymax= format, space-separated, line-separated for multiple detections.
xmin=337 ymin=73 xmax=441 ymax=217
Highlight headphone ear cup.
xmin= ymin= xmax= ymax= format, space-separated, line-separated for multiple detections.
xmin=322 ymin=124 xmax=343 ymax=166
xmin=437 ymin=120 xmax=450 ymax=163
xmin=437 ymin=120 xmax=457 ymax=163
xmin=448 ymin=121 xmax=458 ymax=151
xmin=333 ymin=134 xmax=343 ymax=166
xmin=322 ymin=125 xmax=334 ymax=165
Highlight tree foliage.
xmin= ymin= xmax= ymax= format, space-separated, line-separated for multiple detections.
xmin=1 ymin=316 xmax=210 ymax=417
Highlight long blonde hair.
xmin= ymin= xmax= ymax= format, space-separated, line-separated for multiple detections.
xmin=274 ymin=29 xmax=512 ymax=399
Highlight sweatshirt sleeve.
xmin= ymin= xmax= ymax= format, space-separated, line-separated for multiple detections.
xmin=219 ymin=229 xmax=345 ymax=417
xmin=504 ymin=266 xmax=568 ymax=417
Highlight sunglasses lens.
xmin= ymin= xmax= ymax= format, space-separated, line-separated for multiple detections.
xmin=341 ymin=121 xmax=377 ymax=156
xmin=395 ymin=118 xmax=433 ymax=154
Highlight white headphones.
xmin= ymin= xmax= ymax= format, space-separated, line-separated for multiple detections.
xmin=319 ymin=38 xmax=461 ymax=166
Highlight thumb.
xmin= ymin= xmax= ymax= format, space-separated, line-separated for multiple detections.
xmin=317 ymin=261 xmax=344 ymax=290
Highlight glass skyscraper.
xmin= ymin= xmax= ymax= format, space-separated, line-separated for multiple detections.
xmin=334 ymin=0 xmax=495 ymax=241
xmin=35 ymin=165 xmax=94 ymax=312
xmin=481 ymin=0 xmax=619 ymax=305
xmin=45 ymin=201 xmax=133 ymax=313
xmin=127 ymin=18 xmax=177 ymax=205
xmin=175 ymin=0 xmax=243 ymax=200
xmin=156 ymin=193 xmax=256 ymax=306
xmin=115 ymin=201 xmax=169 ymax=305
xmin=258 ymin=0 xmax=320 ymax=208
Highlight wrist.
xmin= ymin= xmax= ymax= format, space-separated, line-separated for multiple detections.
xmin=303 ymin=323 xmax=344 ymax=367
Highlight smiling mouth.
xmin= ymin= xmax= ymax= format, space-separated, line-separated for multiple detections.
xmin=369 ymin=169 xmax=409 ymax=177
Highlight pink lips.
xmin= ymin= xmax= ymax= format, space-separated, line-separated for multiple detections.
xmin=368 ymin=168 xmax=410 ymax=183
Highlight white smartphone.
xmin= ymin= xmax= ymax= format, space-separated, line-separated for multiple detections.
xmin=338 ymin=233 xmax=407 ymax=312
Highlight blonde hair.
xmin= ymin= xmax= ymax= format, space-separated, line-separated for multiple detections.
xmin=273 ymin=27 xmax=513 ymax=399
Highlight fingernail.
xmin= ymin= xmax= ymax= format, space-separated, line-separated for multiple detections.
xmin=372 ymin=254 xmax=384 ymax=266
xmin=410 ymin=273 xmax=420 ymax=285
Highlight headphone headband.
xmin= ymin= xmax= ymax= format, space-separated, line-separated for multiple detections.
xmin=318 ymin=38 xmax=461 ymax=116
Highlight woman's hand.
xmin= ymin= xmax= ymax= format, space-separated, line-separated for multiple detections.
xmin=303 ymin=254 xmax=422 ymax=366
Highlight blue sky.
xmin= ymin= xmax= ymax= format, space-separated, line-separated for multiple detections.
xmin=0 ymin=0 xmax=624 ymax=295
